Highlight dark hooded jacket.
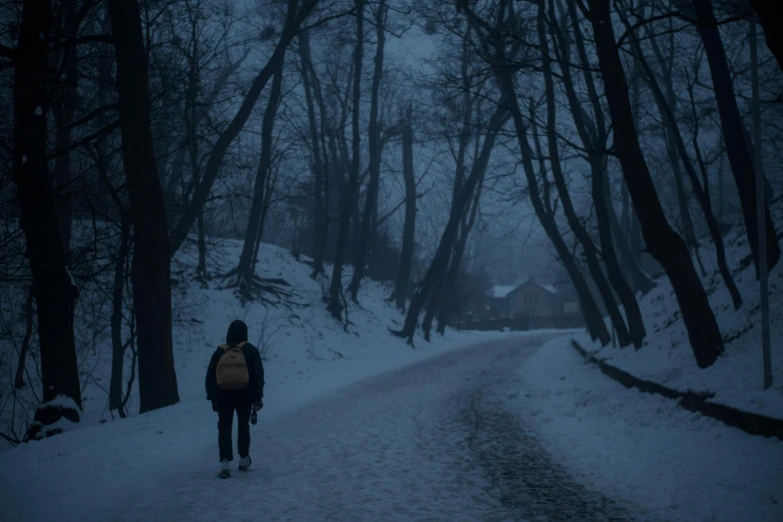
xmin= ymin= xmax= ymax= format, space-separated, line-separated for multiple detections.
xmin=205 ymin=320 xmax=264 ymax=403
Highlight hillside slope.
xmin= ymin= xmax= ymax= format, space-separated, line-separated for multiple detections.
xmin=0 ymin=236 xmax=511 ymax=451
xmin=575 ymin=199 xmax=783 ymax=419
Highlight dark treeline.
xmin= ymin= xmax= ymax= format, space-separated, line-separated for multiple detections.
xmin=0 ymin=0 xmax=781 ymax=442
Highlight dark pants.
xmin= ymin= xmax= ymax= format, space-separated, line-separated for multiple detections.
xmin=217 ymin=393 xmax=252 ymax=462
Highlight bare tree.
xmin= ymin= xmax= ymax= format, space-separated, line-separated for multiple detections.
xmin=235 ymin=64 xmax=286 ymax=300
xmin=393 ymin=103 xmax=508 ymax=344
xmin=10 ymin=0 xmax=83 ymax=438
xmin=616 ymin=6 xmax=742 ymax=310
xmin=550 ymin=0 xmax=646 ymax=347
xmin=348 ymin=0 xmax=387 ymax=302
xmin=460 ymin=1 xmax=611 ymax=346
xmin=392 ymin=105 xmax=417 ymax=312
xmin=298 ymin=29 xmax=329 ymax=278
xmin=328 ymin=0 xmax=365 ymax=321
xmin=584 ymin=0 xmax=722 ymax=368
xmin=108 ymin=0 xmax=180 ymax=412
xmin=535 ymin=1 xmax=632 ymax=347
xmin=681 ymin=0 xmax=780 ymax=276
xmin=169 ymin=0 xmax=322 ymax=257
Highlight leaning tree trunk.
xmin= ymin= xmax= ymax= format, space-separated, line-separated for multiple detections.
xmin=393 ymin=105 xmax=509 ymax=344
xmin=536 ymin=3 xmax=631 ymax=347
xmin=109 ymin=0 xmax=179 ymax=413
xmin=509 ymin=92 xmax=609 ymax=345
xmin=687 ymin=0 xmax=780 ymax=276
xmin=328 ymin=0 xmax=365 ymax=320
xmin=563 ymin=0 xmax=655 ymax=315
xmin=236 ymin=65 xmax=285 ymax=300
xmin=169 ymin=0 xmax=319 ymax=257
xmin=421 ymin=253 xmax=451 ymax=341
xmin=622 ymin=10 xmax=742 ymax=310
xmin=550 ymin=0 xmax=646 ymax=347
xmin=586 ymin=0 xmax=722 ymax=368
xmin=394 ymin=106 xmax=416 ymax=312
xmin=13 ymin=0 xmax=83 ymax=432
xmin=481 ymin=31 xmax=610 ymax=345
xmin=348 ymin=0 xmax=387 ymax=302
xmin=437 ymin=168 xmax=485 ymax=335
xmin=607 ymin=196 xmax=656 ymax=294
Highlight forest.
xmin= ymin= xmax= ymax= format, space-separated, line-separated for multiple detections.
xmin=1 ymin=0 xmax=781 ymax=445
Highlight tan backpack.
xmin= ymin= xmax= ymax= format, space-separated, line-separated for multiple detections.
xmin=216 ymin=341 xmax=249 ymax=391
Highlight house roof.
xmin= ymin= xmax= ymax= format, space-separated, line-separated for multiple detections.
xmin=516 ymin=279 xmax=558 ymax=295
xmin=489 ymin=280 xmax=559 ymax=298
xmin=489 ymin=285 xmax=518 ymax=298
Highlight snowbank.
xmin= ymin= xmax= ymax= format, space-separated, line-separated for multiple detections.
xmin=514 ymin=337 xmax=783 ymax=522
xmin=0 ymin=236 xmax=540 ymax=519
xmin=575 ymin=200 xmax=783 ymax=420
xmin=3 ymin=236 xmax=517 ymax=443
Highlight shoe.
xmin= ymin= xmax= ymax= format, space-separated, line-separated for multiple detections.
xmin=219 ymin=459 xmax=230 ymax=479
xmin=238 ymin=456 xmax=251 ymax=472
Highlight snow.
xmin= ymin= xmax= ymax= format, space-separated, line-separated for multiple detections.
xmin=42 ymin=394 xmax=82 ymax=412
xmin=0 ymin=332 xmax=571 ymax=522
xmin=490 ymin=284 xmax=517 ymax=298
xmin=0 ymin=235 xmax=538 ymax=519
xmin=575 ymin=199 xmax=783 ymax=420
xmin=514 ymin=336 xmax=783 ymax=522
xmin=540 ymin=284 xmax=557 ymax=294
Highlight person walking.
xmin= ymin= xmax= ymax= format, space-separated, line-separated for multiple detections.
xmin=205 ymin=319 xmax=264 ymax=478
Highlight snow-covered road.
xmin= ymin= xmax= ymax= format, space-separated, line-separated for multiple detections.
xmin=106 ymin=334 xmax=649 ymax=522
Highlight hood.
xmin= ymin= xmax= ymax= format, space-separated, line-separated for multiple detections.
xmin=226 ymin=320 xmax=248 ymax=345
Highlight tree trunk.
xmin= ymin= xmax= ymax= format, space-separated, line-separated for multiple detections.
xmin=394 ymin=106 xmax=416 ymax=312
xmin=586 ymin=0 xmax=722 ymax=368
xmin=687 ymin=0 xmax=780 ymax=276
xmin=298 ymin=30 xmax=327 ymax=278
xmin=109 ymin=0 xmax=179 ymax=413
xmin=536 ymin=3 xmax=631 ymax=347
xmin=109 ymin=215 xmax=132 ymax=415
xmin=422 ymin=257 xmax=450 ymax=341
xmin=169 ymin=0 xmax=319 ymax=256
xmin=749 ymin=0 xmax=783 ymax=73
xmin=607 ymin=195 xmax=656 ymax=294
xmin=348 ymin=0 xmax=387 ymax=302
xmin=166 ymin=49 xmax=251 ymax=214
xmin=13 ymin=0 xmax=83 ymax=419
xmin=623 ymin=11 xmax=743 ymax=310
xmin=14 ymin=287 xmax=35 ymax=389
xmin=196 ymin=211 xmax=207 ymax=279
xmin=549 ymin=0 xmax=646 ymax=347
xmin=236 ymin=64 xmax=285 ymax=300
xmin=393 ymin=105 xmax=508 ymax=343
xmin=562 ymin=0 xmax=654 ymax=305
xmin=593 ymin=160 xmax=646 ymax=346
xmin=52 ymin=0 xmax=78 ymax=263
xmin=626 ymin=58 xmax=644 ymax=273
xmin=436 ymin=179 xmax=482 ymax=335
xmin=328 ymin=0 xmax=365 ymax=320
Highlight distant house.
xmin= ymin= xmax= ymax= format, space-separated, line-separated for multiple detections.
xmin=486 ymin=277 xmax=582 ymax=324
xmin=509 ymin=279 xmax=559 ymax=317
xmin=486 ymin=285 xmax=518 ymax=318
